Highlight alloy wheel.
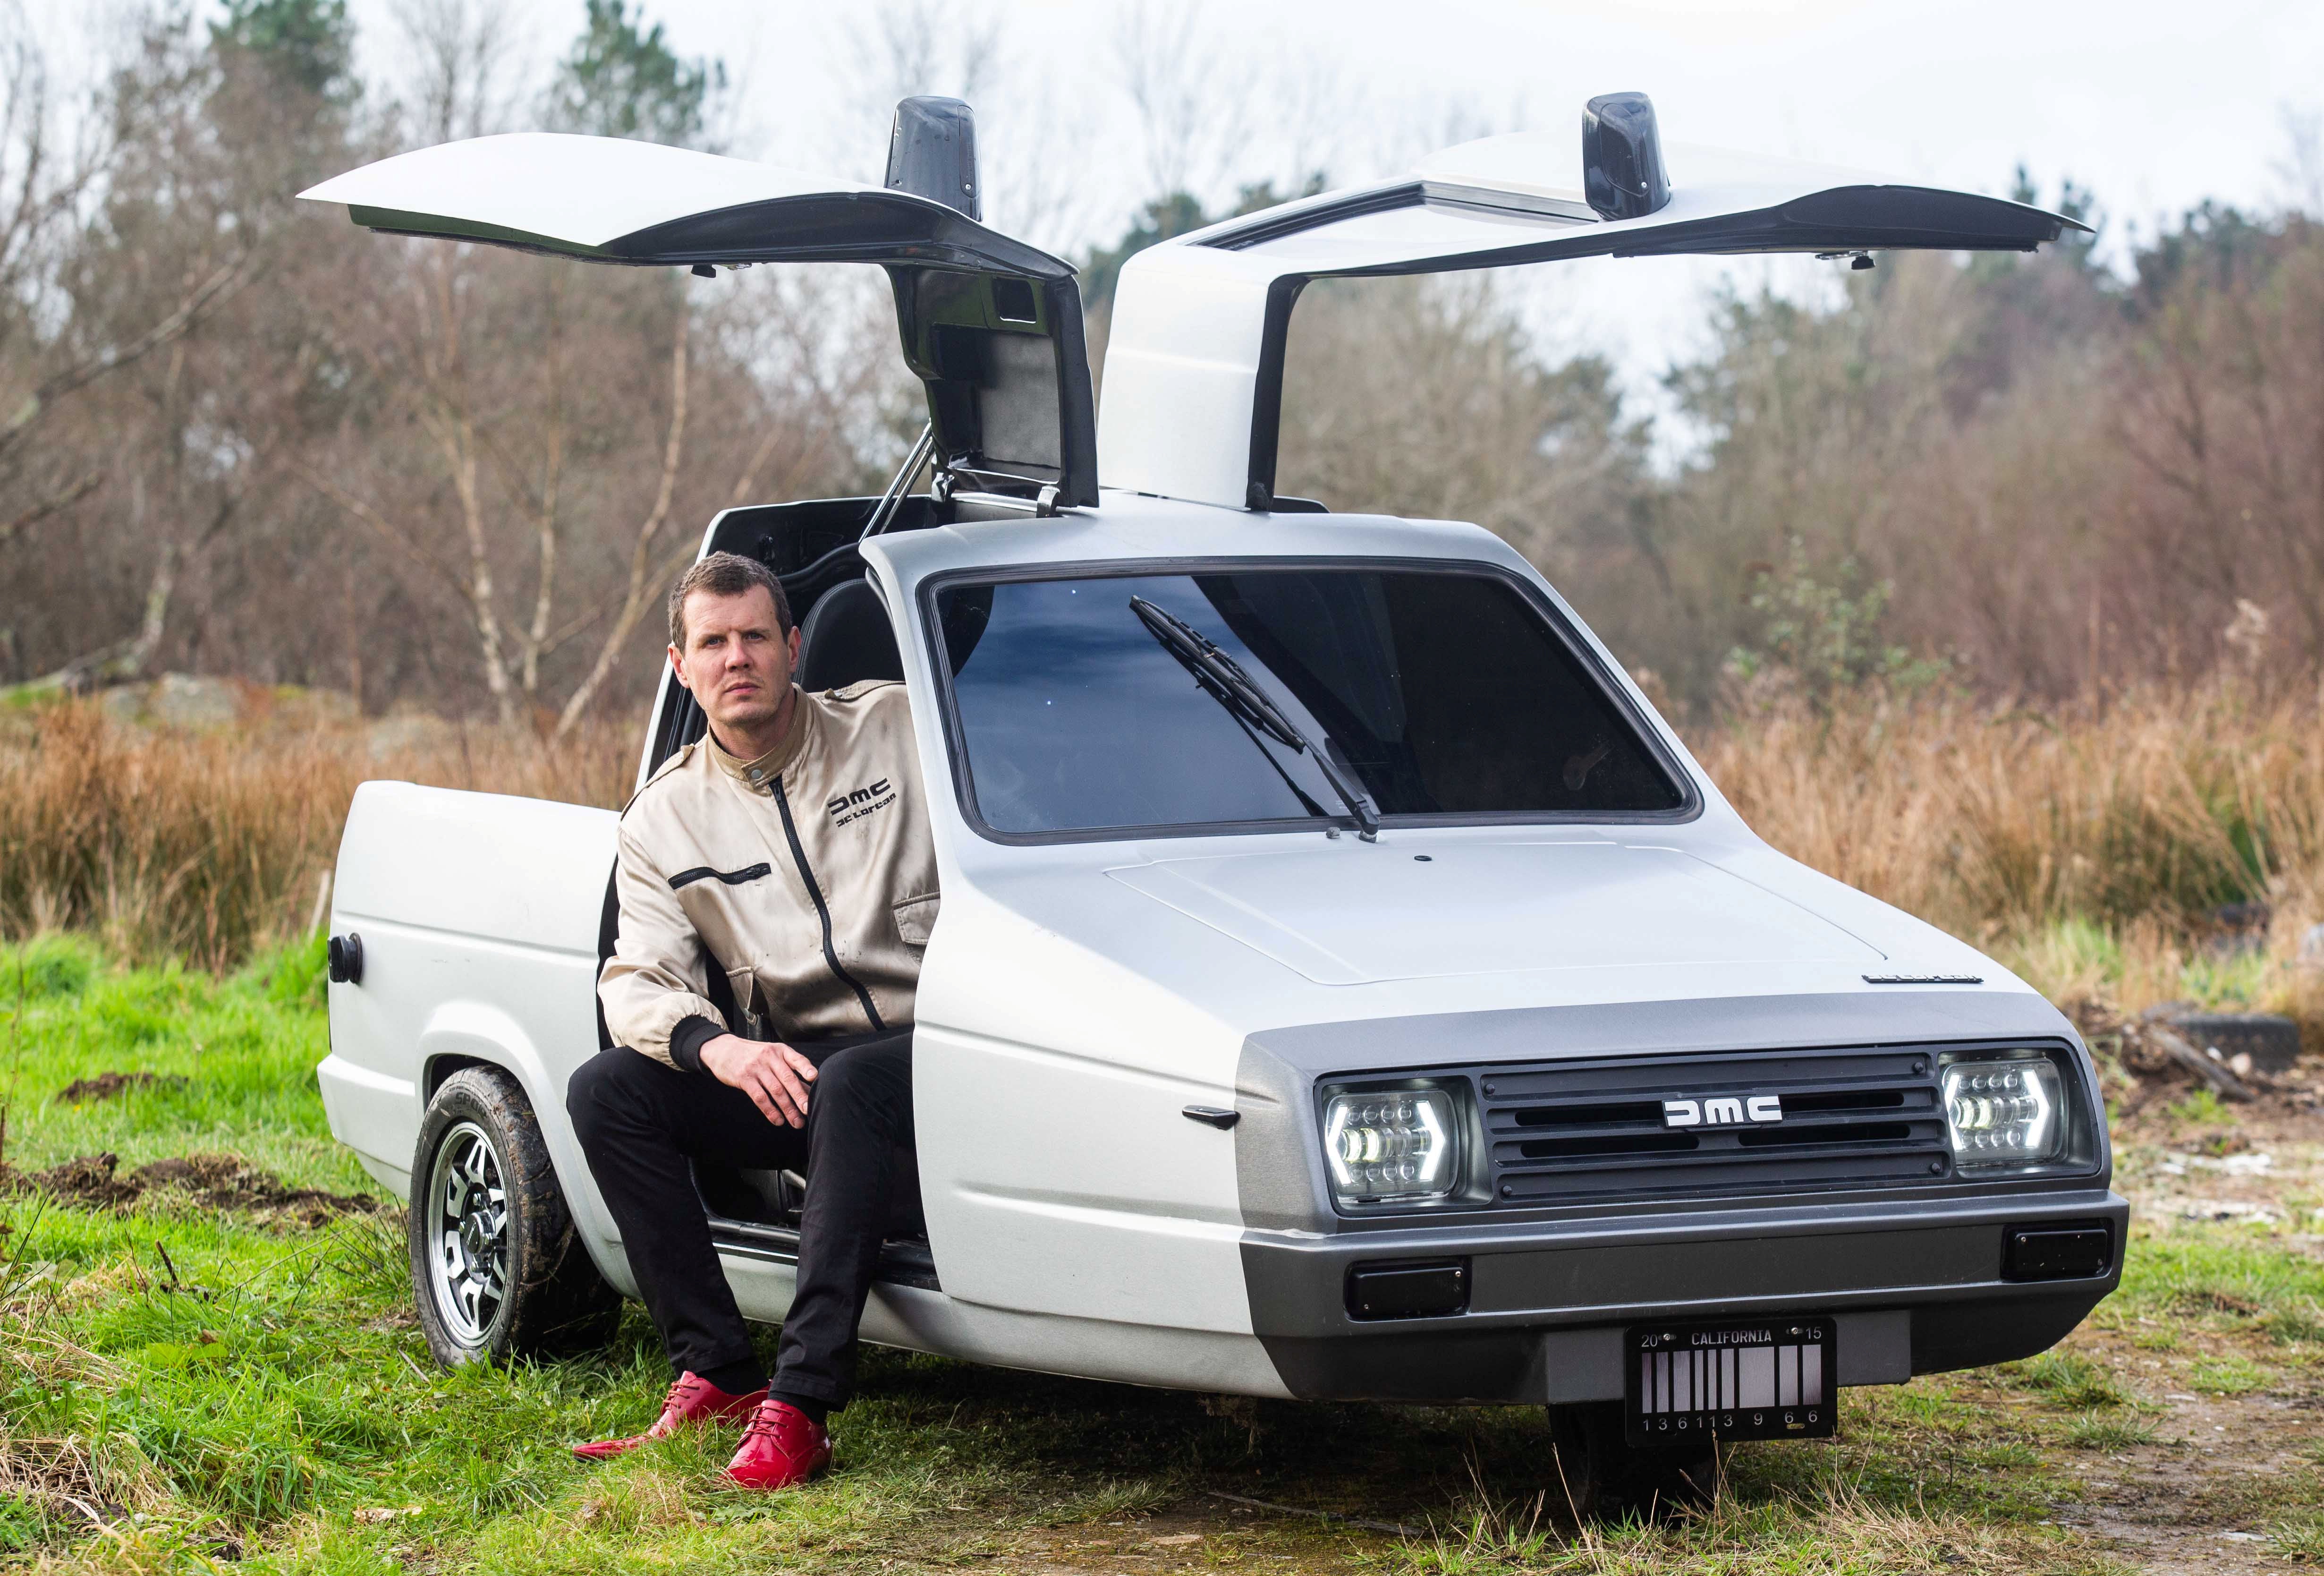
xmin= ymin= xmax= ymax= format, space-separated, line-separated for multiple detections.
xmin=426 ymin=1120 xmax=510 ymax=1345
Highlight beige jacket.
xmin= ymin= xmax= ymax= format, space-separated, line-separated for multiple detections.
xmin=598 ymin=681 xmax=939 ymax=1068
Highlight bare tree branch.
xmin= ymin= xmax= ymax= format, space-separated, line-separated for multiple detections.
xmin=0 ymin=469 xmax=99 ymax=548
xmin=0 ymin=252 xmax=255 ymax=463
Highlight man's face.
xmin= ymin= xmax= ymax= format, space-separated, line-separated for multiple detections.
xmin=670 ymin=586 xmax=801 ymax=738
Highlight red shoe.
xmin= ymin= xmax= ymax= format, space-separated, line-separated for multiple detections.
xmin=572 ymin=1373 xmax=767 ymax=1461
xmin=722 ymin=1398 xmax=831 ymax=1490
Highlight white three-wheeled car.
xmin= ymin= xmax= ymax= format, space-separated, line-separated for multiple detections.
xmin=305 ymin=94 xmax=2121 ymax=1504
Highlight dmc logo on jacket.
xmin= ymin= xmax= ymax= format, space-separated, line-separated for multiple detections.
xmin=826 ymin=778 xmax=895 ymax=827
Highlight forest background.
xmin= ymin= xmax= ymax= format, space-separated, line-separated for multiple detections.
xmin=0 ymin=0 xmax=2320 ymax=1022
xmin=3 ymin=0 xmax=2316 ymax=722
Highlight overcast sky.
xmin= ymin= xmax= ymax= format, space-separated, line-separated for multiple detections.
xmin=331 ymin=0 xmax=2324 ymax=448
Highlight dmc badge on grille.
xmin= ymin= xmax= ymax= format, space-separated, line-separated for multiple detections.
xmin=1662 ymin=1094 xmax=1782 ymax=1128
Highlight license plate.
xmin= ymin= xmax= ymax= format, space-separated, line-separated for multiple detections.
xmin=1625 ymin=1318 xmax=1837 ymax=1445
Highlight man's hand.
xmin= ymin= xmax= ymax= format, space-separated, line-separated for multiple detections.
xmin=699 ymin=1033 xmax=818 ymax=1128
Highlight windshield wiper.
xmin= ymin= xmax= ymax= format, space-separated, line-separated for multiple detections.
xmin=1129 ymin=596 xmax=1382 ymax=841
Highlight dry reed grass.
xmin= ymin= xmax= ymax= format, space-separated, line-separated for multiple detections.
xmin=1696 ymin=683 xmax=2324 ymax=1027
xmin=0 ymin=701 xmax=635 ymax=969
xmin=4 ymin=684 xmax=2321 ymax=1031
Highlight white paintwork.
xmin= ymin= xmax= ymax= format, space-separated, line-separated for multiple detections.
xmin=720 ymin=1257 xmax=1293 ymax=1396
xmin=297 ymin=133 xmax=894 ymax=254
xmin=325 ymin=781 xmax=625 ymax=1266
xmin=860 ymin=502 xmax=2003 ymax=1054
xmin=1104 ymin=842 xmax=1883 ymax=986
xmin=1099 ymin=137 xmax=2051 ymax=508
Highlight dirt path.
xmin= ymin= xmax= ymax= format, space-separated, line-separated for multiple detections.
xmin=2053 ymin=1344 xmax=2316 ymax=1572
xmin=2060 ymin=1113 xmax=2324 ymax=1571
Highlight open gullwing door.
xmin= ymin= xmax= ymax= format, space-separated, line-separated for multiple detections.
xmin=300 ymin=119 xmax=1096 ymax=506
xmin=1099 ymin=94 xmax=2088 ymax=511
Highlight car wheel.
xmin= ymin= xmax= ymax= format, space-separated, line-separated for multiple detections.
xmin=1544 ymin=1402 xmax=1718 ymax=1520
xmin=409 ymin=1065 xmax=620 ymax=1367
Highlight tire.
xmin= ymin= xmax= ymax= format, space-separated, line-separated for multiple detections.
xmin=409 ymin=1065 xmax=620 ymax=1367
xmin=1544 ymin=1402 xmax=1719 ymax=1521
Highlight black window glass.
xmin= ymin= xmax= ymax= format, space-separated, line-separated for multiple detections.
xmin=934 ymin=568 xmax=1683 ymax=836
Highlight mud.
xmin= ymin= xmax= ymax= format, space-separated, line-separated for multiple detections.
xmin=0 ymin=1150 xmax=375 ymax=1222
xmin=51 ymin=1071 xmax=187 ymax=1104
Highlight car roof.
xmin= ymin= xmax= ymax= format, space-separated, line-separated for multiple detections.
xmin=862 ymin=490 xmax=1532 ymax=589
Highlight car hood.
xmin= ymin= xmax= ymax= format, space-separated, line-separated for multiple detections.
xmin=1103 ymin=838 xmax=1885 ymax=987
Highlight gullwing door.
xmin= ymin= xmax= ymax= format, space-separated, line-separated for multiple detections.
xmin=300 ymin=104 xmax=1095 ymax=507
xmin=1100 ymin=93 xmax=2088 ymax=511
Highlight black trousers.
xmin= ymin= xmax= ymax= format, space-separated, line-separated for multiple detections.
xmin=566 ymin=1030 xmax=914 ymax=1409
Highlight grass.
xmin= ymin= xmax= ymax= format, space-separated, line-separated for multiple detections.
xmin=0 ymin=938 xmax=2314 ymax=1573
xmin=0 ymin=704 xmax=635 ymax=971
xmin=2105 ymin=1221 xmax=2324 ymax=1336
xmin=2002 ymin=1353 xmax=2134 ymax=1410
xmin=2061 ymin=1413 xmax=2156 ymax=1451
xmin=2276 ymin=1511 xmax=2324 ymax=1562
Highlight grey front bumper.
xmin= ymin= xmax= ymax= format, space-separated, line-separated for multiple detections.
xmin=1240 ymin=1189 xmax=2128 ymax=1404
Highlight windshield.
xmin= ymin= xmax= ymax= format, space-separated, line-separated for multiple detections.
xmin=931 ymin=566 xmax=1687 ymax=838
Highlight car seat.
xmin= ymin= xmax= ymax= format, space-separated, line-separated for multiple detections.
xmin=793 ymin=577 xmax=903 ymax=692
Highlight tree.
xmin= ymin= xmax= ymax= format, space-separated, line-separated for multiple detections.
xmin=1080 ymin=180 xmax=1322 ymax=315
xmin=1273 ymin=273 xmax=1653 ymax=629
xmin=546 ymin=0 xmax=722 ymax=147
xmin=0 ymin=9 xmax=272 ymax=689
xmin=210 ymin=0 xmax=353 ymax=102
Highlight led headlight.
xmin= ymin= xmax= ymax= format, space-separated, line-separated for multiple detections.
xmin=1940 ymin=1053 xmax=2063 ymax=1172
xmin=1323 ymin=1087 xmax=1459 ymax=1204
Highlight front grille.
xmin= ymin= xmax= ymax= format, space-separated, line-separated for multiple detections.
xmin=1482 ymin=1048 xmax=1949 ymax=1204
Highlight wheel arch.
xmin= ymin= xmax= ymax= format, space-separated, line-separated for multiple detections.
xmin=414 ymin=1001 xmax=626 ymax=1284
xmin=417 ymin=1001 xmax=552 ymax=1105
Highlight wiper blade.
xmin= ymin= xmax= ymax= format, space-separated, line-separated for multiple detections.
xmin=1130 ymin=596 xmax=1381 ymax=841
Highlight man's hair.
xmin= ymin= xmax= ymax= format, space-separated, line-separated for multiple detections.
xmin=668 ymin=553 xmax=794 ymax=649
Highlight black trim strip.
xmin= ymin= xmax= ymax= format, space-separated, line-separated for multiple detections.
xmin=668 ymin=861 xmax=773 ymax=892
xmin=707 ymin=1215 xmax=940 ymax=1292
xmin=1243 ymin=276 xmax=1309 ymax=509
xmin=1198 ymin=183 xmax=1426 ymax=251
xmin=769 ymin=780 xmax=887 ymax=1031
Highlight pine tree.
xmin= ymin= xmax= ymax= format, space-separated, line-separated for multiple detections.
xmin=548 ymin=0 xmax=723 ymax=147
xmin=209 ymin=0 xmax=352 ymax=102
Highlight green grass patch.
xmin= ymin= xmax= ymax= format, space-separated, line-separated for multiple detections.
xmin=2275 ymin=1512 xmax=2324 ymax=1562
xmin=0 ymin=940 xmax=2297 ymax=1574
xmin=2114 ymin=1220 xmax=2324 ymax=1333
xmin=2061 ymin=1412 xmax=2156 ymax=1451
xmin=2179 ymin=946 xmax=2278 ymax=1010
xmin=2188 ymin=1356 xmax=2270 ymax=1396
xmin=0 ymin=933 xmax=351 ymax=1189
xmin=2002 ymin=1352 xmax=2132 ymax=1409
xmin=2166 ymin=1087 xmax=2235 ymax=1126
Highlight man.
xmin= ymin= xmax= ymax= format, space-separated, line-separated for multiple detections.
xmin=566 ymin=551 xmax=936 ymax=1490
